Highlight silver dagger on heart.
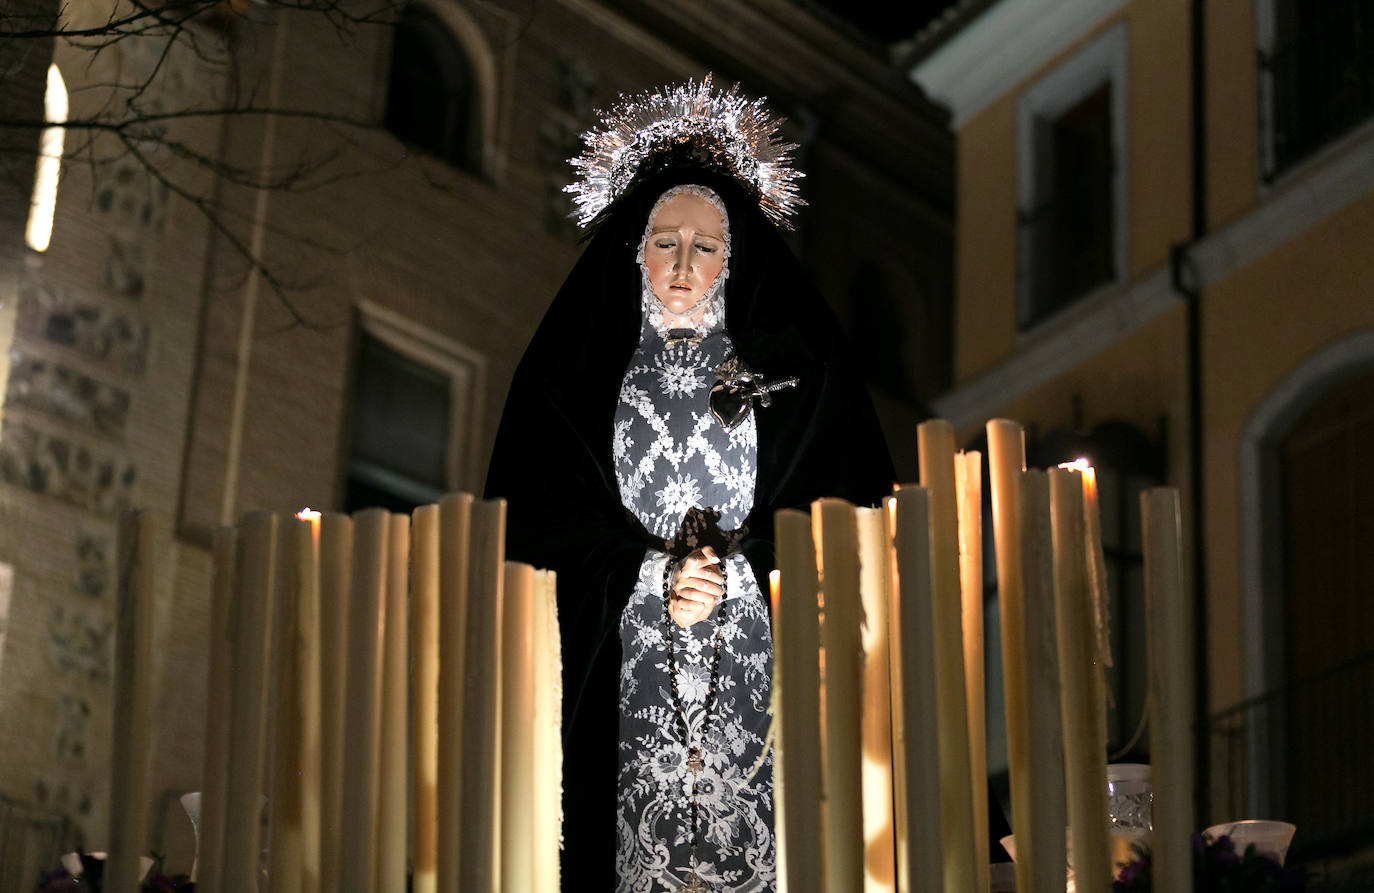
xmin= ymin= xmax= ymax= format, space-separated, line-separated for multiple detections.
xmin=709 ymin=355 xmax=799 ymax=431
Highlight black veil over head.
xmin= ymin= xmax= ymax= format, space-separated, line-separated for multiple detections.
xmin=517 ymin=163 xmax=843 ymax=394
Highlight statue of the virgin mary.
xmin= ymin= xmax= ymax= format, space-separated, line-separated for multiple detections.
xmin=485 ymin=77 xmax=895 ymax=893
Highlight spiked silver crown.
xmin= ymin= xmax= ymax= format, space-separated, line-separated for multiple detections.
xmin=565 ymin=75 xmax=806 ymax=229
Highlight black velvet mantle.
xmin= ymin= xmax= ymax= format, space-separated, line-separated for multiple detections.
xmin=484 ymin=168 xmax=895 ymax=889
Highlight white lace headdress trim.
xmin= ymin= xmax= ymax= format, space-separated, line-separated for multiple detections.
xmin=637 ymin=184 xmax=730 ymax=338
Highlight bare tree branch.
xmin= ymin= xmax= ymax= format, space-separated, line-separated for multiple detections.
xmin=0 ymin=0 xmax=431 ymax=327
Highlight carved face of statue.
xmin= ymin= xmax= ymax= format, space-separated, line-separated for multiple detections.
xmin=643 ymin=192 xmax=727 ymax=321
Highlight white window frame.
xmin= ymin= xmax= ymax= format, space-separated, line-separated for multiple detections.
xmin=1015 ymin=22 xmax=1129 ymax=331
xmin=353 ymin=300 xmax=487 ymax=500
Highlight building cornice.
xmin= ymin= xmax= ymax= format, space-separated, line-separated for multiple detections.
xmin=933 ymin=267 xmax=1177 ymax=431
xmin=908 ymin=0 xmax=1128 ymax=128
xmin=1193 ymin=120 xmax=1374 ymax=288
xmin=551 ymin=0 xmax=700 ymax=76
xmin=570 ymin=0 xmax=953 ymax=194
xmin=932 ymin=123 xmax=1374 ymax=430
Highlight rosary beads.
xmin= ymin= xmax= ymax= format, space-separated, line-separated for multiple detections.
xmin=662 ymin=556 xmax=729 ymax=892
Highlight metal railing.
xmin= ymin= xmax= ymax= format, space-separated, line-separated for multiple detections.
xmin=1208 ymin=647 xmax=1374 ymax=875
xmin=1259 ymin=0 xmax=1374 ymax=181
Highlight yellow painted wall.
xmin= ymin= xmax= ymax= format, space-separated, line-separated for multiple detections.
xmin=951 ymin=308 xmax=1188 ymax=460
xmin=972 ymin=308 xmax=1187 ymax=456
xmin=965 ymin=190 xmax=1374 ymax=717
xmin=944 ymin=0 xmax=1374 ymax=829
xmin=949 ymin=0 xmax=1374 ymax=715
xmin=1205 ymin=0 xmax=1258 ymax=229
xmin=1203 ymin=190 xmax=1374 ymax=711
xmin=953 ymin=0 xmax=1193 ymax=383
xmin=954 ymin=91 xmax=1018 ymax=381
xmin=1126 ymin=0 xmax=1192 ymax=277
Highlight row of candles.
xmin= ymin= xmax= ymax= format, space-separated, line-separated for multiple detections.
xmin=769 ymin=418 xmax=1194 ymax=893
xmin=106 ymin=412 xmax=1192 ymax=893
xmin=107 ymin=494 xmax=563 ymax=893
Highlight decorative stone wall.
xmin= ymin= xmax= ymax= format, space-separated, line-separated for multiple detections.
xmin=0 ymin=421 xmax=138 ymax=517
xmin=6 ymin=347 xmax=132 ymax=437
xmin=0 ymin=23 xmax=172 ymax=850
xmin=93 ymin=157 xmax=170 ymax=300
xmin=45 ymin=600 xmax=112 ymax=684
xmin=15 ymin=278 xmax=150 ymax=374
xmin=74 ymin=531 xmax=109 ymax=598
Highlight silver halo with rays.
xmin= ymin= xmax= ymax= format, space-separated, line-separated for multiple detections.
xmin=565 ymin=74 xmax=806 ymax=229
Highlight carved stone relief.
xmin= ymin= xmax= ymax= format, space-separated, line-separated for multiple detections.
xmin=6 ymin=347 xmax=132 ymax=438
xmin=74 ymin=532 xmax=109 ymax=598
xmin=15 ymin=279 xmax=149 ymax=375
xmin=93 ymin=159 xmax=168 ymax=299
xmin=32 ymin=775 xmax=95 ymax=820
xmin=45 ymin=601 xmax=112 ymax=683
xmin=0 ymin=421 xmax=138 ymax=517
xmin=53 ymin=693 xmax=93 ymax=762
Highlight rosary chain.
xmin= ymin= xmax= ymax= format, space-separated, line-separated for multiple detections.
xmin=662 ymin=555 xmax=729 ymax=861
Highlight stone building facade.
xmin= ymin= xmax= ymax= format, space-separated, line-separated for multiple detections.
xmin=0 ymin=0 xmax=952 ymax=872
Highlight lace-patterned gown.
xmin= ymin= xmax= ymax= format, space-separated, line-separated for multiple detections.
xmin=612 ymin=285 xmax=777 ymax=891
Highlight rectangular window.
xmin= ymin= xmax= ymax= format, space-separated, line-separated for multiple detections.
xmin=1260 ymin=0 xmax=1374 ymax=181
xmin=1022 ymin=84 xmax=1116 ymax=324
xmin=345 ymin=303 xmax=485 ymax=514
xmin=346 ymin=332 xmax=452 ymax=512
xmin=1016 ymin=24 xmax=1127 ymax=331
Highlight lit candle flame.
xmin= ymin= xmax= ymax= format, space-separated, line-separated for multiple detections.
xmin=769 ymin=569 xmax=780 ymax=615
xmin=297 ymin=507 xmax=322 ymax=546
xmin=1057 ymin=458 xmax=1097 ymax=493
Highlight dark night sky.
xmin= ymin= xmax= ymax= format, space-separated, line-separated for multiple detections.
xmin=815 ymin=0 xmax=963 ymax=43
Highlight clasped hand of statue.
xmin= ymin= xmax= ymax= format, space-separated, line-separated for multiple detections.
xmin=668 ymin=547 xmax=723 ymax=628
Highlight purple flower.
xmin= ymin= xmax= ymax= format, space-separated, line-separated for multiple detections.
xmin=1109 ymin=833 xmax=1308 ymax=891
xmin=1207 ymin=834 xmax=1241 ymax=869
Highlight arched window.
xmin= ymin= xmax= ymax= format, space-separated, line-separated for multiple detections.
xmin=1271 ymin=367 xmax=1374 ymax=851
xmin=1233 ymin=332 xmax=1374 ymax=841
xmin=26 ymin=64 xmax=68 ymax=253
xmin=384 ymin=6 xmax=479 ymax=170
